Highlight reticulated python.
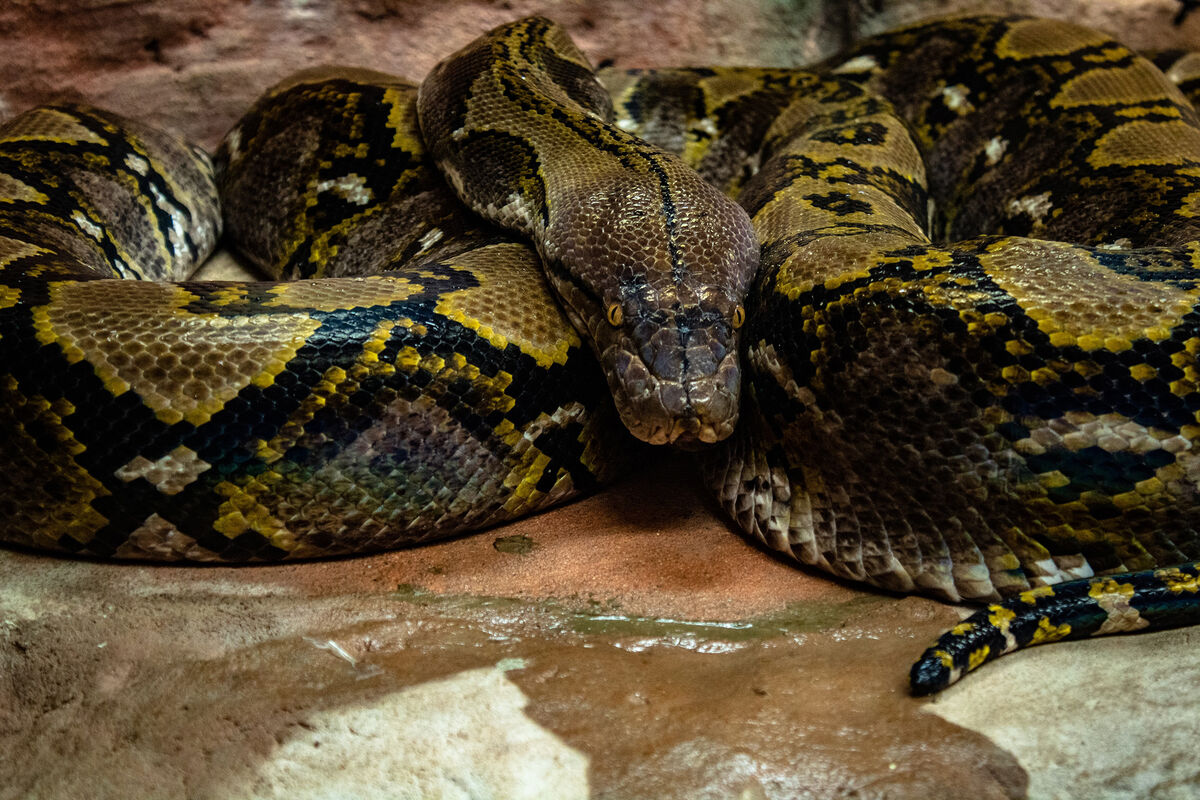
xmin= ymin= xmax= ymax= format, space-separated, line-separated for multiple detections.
xmin=1 ymin=15 xmax=1198 ymax=694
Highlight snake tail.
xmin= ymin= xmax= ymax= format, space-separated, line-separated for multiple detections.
xmin=910 ymin=561 xmax=1200 ymax=694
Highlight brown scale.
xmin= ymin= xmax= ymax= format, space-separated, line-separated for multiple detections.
xmin=419 ymin=17 xmax=758 ymax=447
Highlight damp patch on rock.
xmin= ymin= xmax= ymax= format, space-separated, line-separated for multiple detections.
xmin=493 ymin=534 xmax=539 ymax=555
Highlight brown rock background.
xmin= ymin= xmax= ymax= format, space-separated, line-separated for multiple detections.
xmin=1 ymin=0 xmax=1198 ymax=148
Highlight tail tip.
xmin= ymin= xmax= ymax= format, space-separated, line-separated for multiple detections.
xmin=909 ymin=651 xmax=953 ymax=696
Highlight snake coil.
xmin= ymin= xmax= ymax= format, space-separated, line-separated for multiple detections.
xmin=1 ymin=15 xmax=1199 ymax=692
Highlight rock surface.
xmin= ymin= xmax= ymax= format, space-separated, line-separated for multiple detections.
xmin=2 ymin=1 xmax=1200 ymax=799
xmin=1 ymin=0 xmax=1197 ymax=149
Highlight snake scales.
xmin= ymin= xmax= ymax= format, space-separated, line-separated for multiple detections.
xmin=2 ymin=14 xmax=1199 ymax=693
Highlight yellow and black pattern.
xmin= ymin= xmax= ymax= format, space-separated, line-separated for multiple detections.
xmin=910 ymin=561 xmax=1200 ymax=694
xmin=0 ymin=70 xmax=632 ymax=560
xmin=664 ymin=16 xmax=1200 ymax=690
xmin=1152 ymin=48 xmax=1200 ymax=108
xmin=596 ymin=17 xmax=1200 ymax=689
xmin=3 ymin=15 xmax=1200 ymax=692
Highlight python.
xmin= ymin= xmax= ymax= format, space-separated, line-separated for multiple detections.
xmin=0 ymin=15 xmax=1197 ymax=694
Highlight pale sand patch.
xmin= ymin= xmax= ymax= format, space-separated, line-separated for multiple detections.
xmin=925 ymin=627 xmax=1200 ymax=800
xmin=227 ymin=664 xmax=589 ymax=800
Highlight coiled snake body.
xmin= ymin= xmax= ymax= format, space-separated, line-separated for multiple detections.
xmin=2 ymin=15 xmax=1199 ymax=692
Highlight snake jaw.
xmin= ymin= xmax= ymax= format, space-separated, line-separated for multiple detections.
xmin=600 ymin=319 xmax=742 ymax=446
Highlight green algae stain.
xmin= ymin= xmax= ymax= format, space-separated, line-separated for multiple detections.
xmin=389 ymin=582 xmax=890 ymax=645
xmin=568 ymin=594 xmax=887 ymax=640
xmin=492 ymin=534 xmax=539 ymax=554
xmin=393 ymin=583 xmax=430 ymax=600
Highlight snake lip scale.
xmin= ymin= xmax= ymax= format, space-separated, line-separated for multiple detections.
xmin=1 ymin=14 xmax=1200 ymax=694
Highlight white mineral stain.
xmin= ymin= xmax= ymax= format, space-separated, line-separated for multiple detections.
xmin=928 ymin=628 xmax=1199 ymax=800
xmin=238 ymin=665 xmax=589 ymax=799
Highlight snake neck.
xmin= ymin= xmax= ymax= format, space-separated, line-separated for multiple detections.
xmin=419 ymin=16 xmax=759 ymax=447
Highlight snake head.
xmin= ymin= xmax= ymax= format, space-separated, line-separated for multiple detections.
xmin=543 ymin=167 xmax=759 ymax=446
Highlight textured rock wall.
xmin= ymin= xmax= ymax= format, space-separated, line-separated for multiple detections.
xmin=0 ymin=0 xmax=1195 ymax=149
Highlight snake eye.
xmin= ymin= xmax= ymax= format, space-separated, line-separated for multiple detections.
xmin=606 ymin=302 xmax=624 ymax=327
xmin=731 ymin=304 xmax=746 ymax=329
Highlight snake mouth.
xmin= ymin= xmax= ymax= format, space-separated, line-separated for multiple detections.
xmin=621 ymin=404 xmax=735 ymax=447
xmin=602 ymin=346 xmax=740 ymax=447
xmin=658 ymin=417 xmax=730 ymax=448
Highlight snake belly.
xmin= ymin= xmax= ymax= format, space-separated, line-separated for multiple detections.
xmin=0 ymin=68 xmax=631 ymax=560
xmin=1 ymin=14 xmax=1200 ymax=692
